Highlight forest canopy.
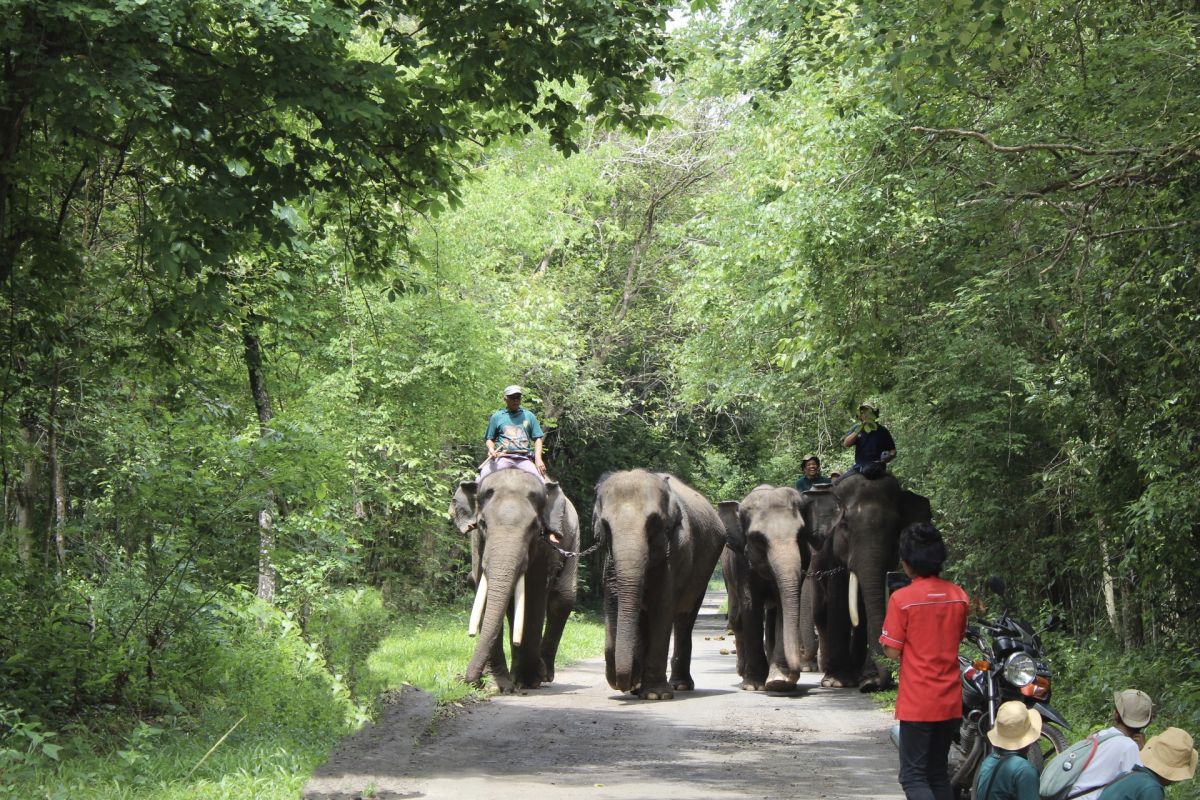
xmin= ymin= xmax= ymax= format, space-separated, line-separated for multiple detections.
xmin=3 ymin=0 xmax=1199 ymax=788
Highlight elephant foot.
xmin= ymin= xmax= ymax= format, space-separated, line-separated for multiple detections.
xmin=859 ymin=673 xmax=894 ymax=693
xmin=820 ymin=673 xmax=856 ymax=689
xmin=764 ymin=669 xmax=800 ymax=693
xmin=488 ymin=674 xmax=516 ymax=694
xmin=798 ymin=660 xmax=818 ymax=673
xmin=639 ymin=684 xmax=675 ymax=700
xmin=669 ymin=675 xmax=695 ymax=691
xmin=739 ymin=678 xmax=767 ymax=691
xmin=515 ymin=678 xmax=543 ymax=690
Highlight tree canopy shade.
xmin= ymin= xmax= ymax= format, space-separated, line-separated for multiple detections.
xmin=0 ymin=0 xmax=674 ymax=304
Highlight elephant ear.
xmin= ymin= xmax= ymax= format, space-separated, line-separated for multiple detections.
xmin=451 ymin=481 xmax=480 ymax=534
xmin=898 ymin=490 xmax=932 ymax=530
xmin=592 ymin=492 xmax=608 ymax=549
xmin=543 ymin=480 xmax=566 ymax=534
xmin=717 ymin=501 xmax=745 ymax=553
xmin=800 ymin=487 xmax=844 ymax=551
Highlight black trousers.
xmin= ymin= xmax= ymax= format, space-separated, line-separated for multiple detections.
xmin=897 ymin=718 xmax=959 ymax=800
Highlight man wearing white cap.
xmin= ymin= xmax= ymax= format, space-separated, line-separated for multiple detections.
xmin=480 ymin=385 xmax=547 ymax=483
xmin=1073 ymin=690 xmax=1155 ymax=800
xmin=1098 ymin=727 xmax=1196 ymax=800
xmin=975 ymin=700 xmax=1043 ymax=800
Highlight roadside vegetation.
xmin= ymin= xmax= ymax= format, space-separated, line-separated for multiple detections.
xmin=4 ymin=0 xmax=1200 ymax=797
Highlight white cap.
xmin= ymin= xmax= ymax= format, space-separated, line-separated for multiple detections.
xmin=503 ymin=385 xmax=523 ymax=397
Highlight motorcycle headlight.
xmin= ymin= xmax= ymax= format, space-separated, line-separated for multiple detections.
xmin=1003 ymin=652 xmax=1037 ymax=687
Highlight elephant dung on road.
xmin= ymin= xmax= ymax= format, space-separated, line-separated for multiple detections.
xmin=593 ymin=470 xmax=726 ymax=700
xmin=718 ymin=485 xmax=842 ymax=691
xmin=450 ymin=469 xmax=579 ymax=691
xmin=811 ymin=472 xmax=930 ymax=691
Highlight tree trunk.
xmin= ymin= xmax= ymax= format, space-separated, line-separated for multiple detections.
xmin=13 ymin=414 xmax=38 ymax=566
xmin=242 ymin=318 xmax=276 ymax=603
xmin=47 ymin=376 xmax=67 ymax=572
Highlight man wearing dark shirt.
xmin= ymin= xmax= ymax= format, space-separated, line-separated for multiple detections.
xmin=841 ymin=400 xmax=896 ymax=479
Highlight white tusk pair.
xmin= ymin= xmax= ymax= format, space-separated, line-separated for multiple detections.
xmin=465 ymin=571 xmax=527 ymax=646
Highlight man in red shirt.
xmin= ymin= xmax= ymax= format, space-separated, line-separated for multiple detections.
xmin=881 ymin=522 xmax=969 ymax=800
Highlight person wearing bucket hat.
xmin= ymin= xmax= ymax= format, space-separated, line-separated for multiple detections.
xmin=794 ymin=454 xmax=831 ymax=492
xmin=1098 ymin=728 xmax=1197 ymax=800
xmin=1073 ymin=690 xmax=1156 ymax=800
xmin=973 ymin=701 xmax=1044 ymax=800
xmin=479 ymin=385 xmax=547 ymax=483
xmin=839 ymin=399 xmax=896 ymax=481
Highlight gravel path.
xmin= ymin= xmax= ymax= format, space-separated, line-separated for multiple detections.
xmin=303 ymin=591 xmax=904 ymax=800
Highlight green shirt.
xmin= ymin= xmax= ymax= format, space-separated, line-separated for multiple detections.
xmin=485 ymin=408 xmax=544 ymax=456
xmin=975 ymin=752 xmax=1040 ymax=800
xmin=1097 ymin=767 xmax=1165 ymax=800
xmin=795 ymin=475 xmax=831 ymax=492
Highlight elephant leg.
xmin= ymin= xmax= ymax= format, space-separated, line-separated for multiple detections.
xmin=487 ymin=621 xmax=514 ymax=693
xmin=668 ymin=592 xmax=707 ymax=691
xmin=798 ymin=581 xmax=819 ymax=672
xmin=540 ymin=586 xmax=574 ymax=684
xmin=818 ymin=572 xmax=858 ymax=689
xmin=511 ymin=562 xmax=549 ymax=689
xmin=638 ymin=567 xmax=674 ymax=700
xmin=738 ymin=594 xmax=769 ymax=691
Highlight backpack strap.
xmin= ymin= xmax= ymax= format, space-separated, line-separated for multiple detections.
xmin=980 ymin=753 xmax=1016 ymax=800
xmin=1062 ymin=731 xmax=1135 ymax=800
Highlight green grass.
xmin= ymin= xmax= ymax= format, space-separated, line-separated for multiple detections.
xmin=7 ymin=605 xmax=605 ymax=800
xmin=362 ymin=607 xmax=605 ymax=703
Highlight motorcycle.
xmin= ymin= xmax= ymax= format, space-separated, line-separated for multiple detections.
xmin=886 ymin=573 xmax=1070 ymax=799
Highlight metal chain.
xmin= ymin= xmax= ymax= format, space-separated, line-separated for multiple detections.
xmin=539 ymin=532 xmax=604 ymax=560
xmin=803 ymin=564 xmax=848 ymax=580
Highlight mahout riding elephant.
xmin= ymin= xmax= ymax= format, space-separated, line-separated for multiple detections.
xmin=593 ymin=470 xmax=726 ymax=700
xmin=450 ymin=469 xmax=579 ymax=691
xmin=718 ymin=485 xmax=843 ymax=691
xmin=811 ymin=472 xmax=930 ymax=691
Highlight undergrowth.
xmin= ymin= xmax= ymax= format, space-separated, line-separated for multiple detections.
xmin=2 ymin=590 xmax=605 ymax=800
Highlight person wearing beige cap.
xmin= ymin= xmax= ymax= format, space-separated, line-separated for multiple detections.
xmin=974 ymin=701 xmax=1043 ymax=800
xmin=1098 ymin=727 xmax=1197 ymax=800
xmin=1072 ymin=690 xmax=1156 ymax=800
xmin=480 ymin=385 xmax=547 ymax=483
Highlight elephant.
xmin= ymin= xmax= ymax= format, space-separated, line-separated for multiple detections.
xmin=450 ymin=468 xmax=579 ymax=691
xmin=810 ymin=471 xmax=931 ymax=691
xmin=592 ymin=470 xmax=726 ymax=700
xmin=717 ymin=485 xmax=843 ymax=691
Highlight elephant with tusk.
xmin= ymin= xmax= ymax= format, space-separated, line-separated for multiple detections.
xmin=811 ymin=472 xmax=931 ymax=691
xmin=593 ymin=470 xmax=726 ymax=700
xmin=718 ymin=484 xmax=843 ymax=691
xmin=450 ymin=469 xmax=579 ymax=691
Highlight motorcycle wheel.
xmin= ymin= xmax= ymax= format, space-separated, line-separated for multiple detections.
xmin=1027 ymin=725 xmax=1069 ymax=771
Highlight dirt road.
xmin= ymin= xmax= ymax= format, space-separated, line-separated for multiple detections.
xmin=303 ymin=591 xmax=904 ymax=800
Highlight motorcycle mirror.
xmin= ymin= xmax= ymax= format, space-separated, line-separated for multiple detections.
xmin=986 ymin=575 xmax=1006 ymax=597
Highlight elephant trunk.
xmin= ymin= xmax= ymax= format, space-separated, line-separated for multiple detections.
xmin=856 ymin=567 xmax=891 ymax=679
xmin=611 ymin=544 xmax=648 ymax=692
xmin=769 ymin=550 xmax=805 ymax=675
xmin=464 ymin=565 xmax=519 ymax=684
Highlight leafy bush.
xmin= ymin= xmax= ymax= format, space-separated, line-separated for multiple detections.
xmin=303 ymin=588 xmax=394 ymax=698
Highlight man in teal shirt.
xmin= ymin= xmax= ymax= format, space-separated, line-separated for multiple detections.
xmin=480 ymin=385 xmax=546 ymax=482
xmin=795 ymin=455 xmax=831 ymax=492
xmin=1098 ymin=728 xmax=1196 ymax=800
xmin=974 ymin=701 xmax=1042 ymax=800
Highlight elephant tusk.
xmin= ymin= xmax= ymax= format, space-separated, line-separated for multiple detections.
xmin=512 ymin=573 xmax=527 ymax=646
xmin=849 ymin=571 xmax=860 ymax=629
xmin=468 ymin=573 xmax=488 ymax=637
